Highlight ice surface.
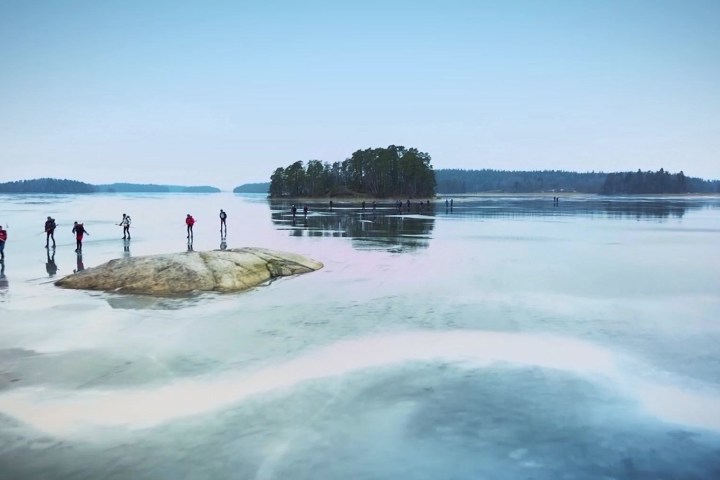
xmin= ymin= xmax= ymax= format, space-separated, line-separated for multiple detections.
xmin=1 ymin=193 xmax=720 ymax=479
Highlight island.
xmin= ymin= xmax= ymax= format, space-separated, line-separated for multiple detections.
xmin=55 ymin=247 xmax=323 ymax=295
xmin=0 ymin=179 xmax=221 ymax=194
xmin=266 ymin=145 xmax=436 ymax=198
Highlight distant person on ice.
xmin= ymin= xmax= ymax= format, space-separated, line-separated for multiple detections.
xmin=44 ymin=216 xmax=56 ymax=248
xmin=0 ymin=225 xmax=7 ymax=262
xmin=219 ymin=209 xmax=227 ymax=235
xmin=71 ymin=221 xmax=89 ymax=252
xmin=186 ymin=214 xmax=195 ymax=239
xmin=119 ymin=213 xmax=131 ymax=240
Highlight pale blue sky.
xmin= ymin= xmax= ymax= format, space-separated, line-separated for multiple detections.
xmin=1 ymin=0 xmax=718 ymax=189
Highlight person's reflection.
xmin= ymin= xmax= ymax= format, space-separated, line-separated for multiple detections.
xmin=220 ymin=232 xmax=227 ymax=250
xmin=45 ymin=248 xmax=58 ymax=277
xmin=187 ymin=239 xmax=194 ymax=252
xmin=74 ymin=252 xmax=85 ymax=273
xmin=123 ymin=238 xmax=131 ymax=258
xmin=0 ymin=262 xmax=7 ymax=297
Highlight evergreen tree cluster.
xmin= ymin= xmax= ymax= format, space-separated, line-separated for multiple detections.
xmin=0 ymin=178 xmax=95 ymax=193
xmin=601 ymin=169 xmax=719 ymax=194
xmin=269 ymin=145 xmax=436 ymax=198
xmin=436 ymin=168 xmax=719 ymax=194
xmin=436 ymin=169 xmax=607 ymax=193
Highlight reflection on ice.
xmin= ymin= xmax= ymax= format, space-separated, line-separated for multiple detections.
xmin=1 ymin=330 xmax=718 ymax=437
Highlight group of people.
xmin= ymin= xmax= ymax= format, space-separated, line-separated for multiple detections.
xmin=0 ymin=209 xmax=229 ymax=262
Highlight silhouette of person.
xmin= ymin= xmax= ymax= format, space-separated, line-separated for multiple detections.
xmin=0 ymin=225 xmax=6 ymax=262
xmin=186 ymin=214 xmax=195 ymax=239
xmin=219 ymin=209 xmax=227 ymax=236
xmin=71 ymin=221 xmax=89 ymax=252
xmin=329 ymin=200 xmax=333 ymax=210
xmin=291 ymin=205 xmax=297 ymax=220
xmin=45 ymin=248 xmax=58 ymax=277
xmin=44 ymin=216 xmax=57 ymax=248
xmin=119 ymin=213 xmax=131 ymax=240
xmin=303 ymin=204 xmax=308 ymax=219
xmin=372 ymin=201 xmax=376 ymax=212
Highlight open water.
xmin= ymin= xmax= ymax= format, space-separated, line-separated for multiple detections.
xmin=0 ymin=193 xmax=719 ymax=479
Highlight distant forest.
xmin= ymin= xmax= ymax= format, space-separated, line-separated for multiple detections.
xmin=233 ymin=182 xmax=270 ymax=193
xmin=600 ymin=169 xmax=718 ymax=194
xmin=436 ymin=169 xmax=719 ymax=194
xmin=269 ymin=145 xmax=436 ymax=198
xmin=94 ymin=183 xmax=220 ymax=193
xmin=0 ymin=178 xmax=95 ymax=193
xmin=0 ymin=179 xmax=220 ymax=194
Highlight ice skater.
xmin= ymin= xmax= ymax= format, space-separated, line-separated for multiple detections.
xmin=219 ymin=209 xmax=227 ymax=236
xmin=186 ymin=214 xmax=195 ymax=240
xmin=0 ymin=224 xmax=7 ymax=262
xmin=44 ymin=216 xmax=56 ymax=248
xmin=71 ymin=221 xmax=89 ymax=252
xmin=119 ymin=213 xmax=131 ymax=239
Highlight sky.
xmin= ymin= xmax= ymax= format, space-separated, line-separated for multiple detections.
xmin=1 ymin=0 xmax=718 ymax=190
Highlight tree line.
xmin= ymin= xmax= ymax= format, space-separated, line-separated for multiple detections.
xmin=0 ymin=178 xmax=95 ymax=193
xmin=600 ymin=169 xmax=719 ymax=194
xmin=435 ymin=168 xmax=719 ymax=194
xmin=0 ymin=179 xmax=221 ymax=194
xmin=268 ymin=145 xmax=436 ymax=198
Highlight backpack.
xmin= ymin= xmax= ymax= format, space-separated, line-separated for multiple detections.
xmin=125 ymin=216 xmax=131 ymax=226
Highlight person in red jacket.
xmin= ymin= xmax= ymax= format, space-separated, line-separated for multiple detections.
xmin=0 ymin=225 xmax=7 ymax=262
xmin=71 ymin=221 xmax=89 ymax=252
xmin=186 ymin=214 xmax=195 ymax=240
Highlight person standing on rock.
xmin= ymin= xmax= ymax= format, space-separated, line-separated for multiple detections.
xmin=186 ymin=214 xmax=195 ymax=239
xmin=44 ymin=216 xmax=57 ymax=248
xmin=71 ymin=221 xmax=89 ymax=252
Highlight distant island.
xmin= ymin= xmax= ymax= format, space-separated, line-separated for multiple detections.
xmin=266 ymin=145 xmax=436 ymax=198
xmin=95 ymin=183 xmax=220 ymax=193
xmin=233 ymin=182 xmax=270 ymax=194
xmin=0 ymin=179 xmax=221 ymax=194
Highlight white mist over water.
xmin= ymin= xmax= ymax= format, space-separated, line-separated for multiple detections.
xmin=1 ymin=193 xmax=720 ymax=479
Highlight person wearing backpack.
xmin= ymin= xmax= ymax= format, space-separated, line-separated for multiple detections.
xmin=71 ymin=221 xmax=89 ymax=252
xmin=186 ymin=214 xmax=195 ymax=240
xmin=44 ymin=216 xmax=57 ymax=248
xmin=119 ymin=213 xmax=131 ymax=240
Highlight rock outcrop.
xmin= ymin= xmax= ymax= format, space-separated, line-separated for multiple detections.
xmin=55 ymin=247 xmax=323 ymax=295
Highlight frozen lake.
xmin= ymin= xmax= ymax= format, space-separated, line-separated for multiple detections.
xmin=1 ymin=192 xmax=719 ymax=479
